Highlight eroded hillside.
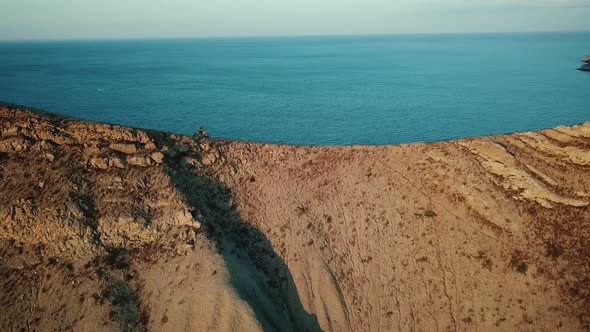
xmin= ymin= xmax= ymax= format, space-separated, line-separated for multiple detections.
xmin=1 ymin=103 xmax=589 ymax=331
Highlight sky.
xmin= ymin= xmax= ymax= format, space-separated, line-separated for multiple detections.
xmin=1 ymin=0 xmax=590 ymax=40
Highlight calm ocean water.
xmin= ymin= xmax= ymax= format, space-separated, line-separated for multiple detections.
xmin=1 ymin=33 xmax=589 ymax=145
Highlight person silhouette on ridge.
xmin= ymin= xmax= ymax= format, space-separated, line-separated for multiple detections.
xmin=194 ymin=125 xmax=208 ymax=138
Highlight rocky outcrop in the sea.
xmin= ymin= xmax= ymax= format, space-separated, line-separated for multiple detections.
xmin=579 ymin=55 xmax=590 ymax=71
xmin=1 ymin=103 xmax=590 ymax=331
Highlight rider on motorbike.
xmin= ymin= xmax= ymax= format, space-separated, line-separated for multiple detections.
xmin=194 ymin=125 xmax=209 ymax=138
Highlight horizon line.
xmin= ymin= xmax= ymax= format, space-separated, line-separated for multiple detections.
xmin=1 ymin=29 xmax=589 ymax=43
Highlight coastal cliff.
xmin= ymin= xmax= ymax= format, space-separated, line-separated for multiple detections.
xmin=1 ymin=103 xmax=590 ymax=331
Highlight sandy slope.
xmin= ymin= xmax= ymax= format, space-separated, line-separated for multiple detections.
xmin=0 ymin=103 xmax=589 ymax=331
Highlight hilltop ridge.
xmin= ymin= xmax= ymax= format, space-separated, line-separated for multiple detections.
xmin=1 ymin=103 xmax=589 ymax=331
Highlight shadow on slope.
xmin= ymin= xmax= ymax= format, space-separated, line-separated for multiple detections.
xmin=158 ymin=139 xmax=322 ymax=331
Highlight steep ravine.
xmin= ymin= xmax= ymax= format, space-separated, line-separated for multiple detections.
xmin=1 ymin=103 xmax=589 ymax=331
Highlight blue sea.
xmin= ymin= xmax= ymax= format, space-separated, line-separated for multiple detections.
xmin=1 ymin=32 xmax=589 ymax=145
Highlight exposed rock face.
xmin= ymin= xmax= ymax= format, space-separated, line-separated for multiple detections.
xmin=110 ymin=143 xmax=137 ymax=154
xmin=0 ymin=137 xmax=32 ymax=152
xmin=1 ymin=103 xmax=590 ymax=331
xmin=89 ymin=157 xmax=109 ymax=169
xmin=583 ymin=55 xmax=590 ymax=63
xmin=127 ymin=155 xmax=153 ymax=167
xmin=108 ymin=156 xmax=126 ymax=168
xmin=150 ymin=151 xmax=164 ymax=164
